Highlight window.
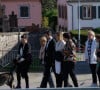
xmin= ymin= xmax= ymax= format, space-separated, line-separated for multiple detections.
xmin=80 ymin=5 xmax=96 ymax=19
xmin=82 ymin=6 xmax=92 ymax=19
xmin=19 ymin=6 xmax=30 ymax=18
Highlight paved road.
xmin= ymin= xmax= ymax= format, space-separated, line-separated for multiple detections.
xmin=0 ymin=61 xmax=99 ymax=89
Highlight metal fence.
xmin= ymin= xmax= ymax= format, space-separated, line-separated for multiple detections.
xmin=0 ymin=50 xmax=44 ymax=72
xmin=0 ymin=50 xmax=17 ymax=67
xmin=0 ymin=49 xmax=85 ymax=72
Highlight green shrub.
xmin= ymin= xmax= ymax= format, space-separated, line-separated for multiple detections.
xmin=94 ymin=28 xmax=100 ymax=33
xmin=70 ymin=30 xmax=88 ymax=45
xmin=70 ymin=29 xmax=100 ymax=45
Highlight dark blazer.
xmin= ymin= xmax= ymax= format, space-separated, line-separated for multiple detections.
xmin=18 ymin=42 xmax=32 ymax=64
xmin=44 ymin=39 xmax=55 ymax=65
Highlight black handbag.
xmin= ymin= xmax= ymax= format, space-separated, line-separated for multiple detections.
xmin=97 ymin=42 xmax=100 ymax=57
xmin=97 ymin=51 xmax=100 ymax=57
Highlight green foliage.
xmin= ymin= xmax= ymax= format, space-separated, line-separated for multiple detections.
xmin=41 ymin=0 xmax=57 ymax=31
xmin=94 ymin=28 xmax=100 ymax=33
xmin=42 ymin=17 xmax=49 ymax=28
xmin=42 ymin=0 xmax=57 ymax=16
xmin=44 ymin=9 xmax=58 ymax=17
xmin=70 ymin=29 xmax=100 ymax=45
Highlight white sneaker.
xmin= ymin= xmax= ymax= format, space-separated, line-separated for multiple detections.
xmin=90 ymin=83 xmax=98 ymax=87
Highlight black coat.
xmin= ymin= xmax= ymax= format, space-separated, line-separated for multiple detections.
xmin=18 ymin=42 xmax=32 ymax=65
xmin=44 ymin=39 xmax=55 ymax=65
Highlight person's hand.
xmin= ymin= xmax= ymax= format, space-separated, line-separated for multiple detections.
xmin=16 ymin=55 xmax=20 ymax=60
xmin=18 ymin=58 xmax=25 ymax=63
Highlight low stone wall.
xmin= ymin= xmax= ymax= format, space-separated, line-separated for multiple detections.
xmin=0 ymin=32 xmax=25 ymax=66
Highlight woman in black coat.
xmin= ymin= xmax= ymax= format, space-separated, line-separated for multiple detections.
xmin=15 ymin=34 xmax=32 ymax=89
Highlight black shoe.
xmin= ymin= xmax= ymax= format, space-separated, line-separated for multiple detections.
xmin=67 ymin=84 xmax=73 ymax=87
xmin=26 ymin=86 xmax=29 ymax=88
xmin=15 ymin=86 xmax=21 ymax=89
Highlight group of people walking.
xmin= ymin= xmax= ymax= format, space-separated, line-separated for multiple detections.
xmin=13 ymin=30 xmax=100 ymax=88
xmin=39 ymin=30 xmax=78 ymax=88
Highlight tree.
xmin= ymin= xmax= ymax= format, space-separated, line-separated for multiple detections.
xmin=41 ymin=0 xmax=57 ymax=32
xmin=41 ymin=0 xmax=57 ymax=16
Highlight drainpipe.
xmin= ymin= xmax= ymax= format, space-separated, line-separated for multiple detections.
xmin=67 ymin=2 xmax=73 ymax=30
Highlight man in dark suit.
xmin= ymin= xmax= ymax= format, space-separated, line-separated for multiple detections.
xmin=15 ymin=34 xmax=32 ymax=89
xmin=40 ymin=30 xmax=55 ymax=88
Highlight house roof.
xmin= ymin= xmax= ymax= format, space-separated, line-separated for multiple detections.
xmin=67 ymin=0 xmax=100 ymax=2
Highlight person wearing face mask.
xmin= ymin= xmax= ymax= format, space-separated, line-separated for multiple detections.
xmin=85 ymin=30 xmax=97 ymax=87
xmin=15 ymin=34 xmax=32 ymax=89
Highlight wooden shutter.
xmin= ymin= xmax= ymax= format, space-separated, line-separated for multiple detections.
xmin=92 ymin=6 xmax=96 ymax=19
xmin=58 ymin=5 xmax=60 ymax=18
xmin=64 ymin=6 xmax=67 ymax=19
xmin=80 ymin=6 xmax=83 ymax=19
xmin=98 ymin=6 xmax=100 ymax=18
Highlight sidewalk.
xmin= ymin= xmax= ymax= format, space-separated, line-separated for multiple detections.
xmin=0 ymin=61 xmax=99 ymax=89
xmin=0 ymin=73 xmax=95 ymax=89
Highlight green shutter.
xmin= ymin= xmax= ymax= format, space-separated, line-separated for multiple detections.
xmin=92 ymin=6 xmax=96 ymax=19
xmin=98 ymin=6 xmax=100 ymax=18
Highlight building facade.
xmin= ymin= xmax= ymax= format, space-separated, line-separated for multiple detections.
xmin=1 ymin=0 xmax=42 ymax=30
xmin=57 ymin=0 xmax=100 ymax=31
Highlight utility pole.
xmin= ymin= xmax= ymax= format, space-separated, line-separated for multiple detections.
xmin=78 ymin=0 xmax=81 ymax=59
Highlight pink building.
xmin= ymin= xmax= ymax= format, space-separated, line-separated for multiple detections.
xmin=1 ymin=0 xmax=42 ymax=30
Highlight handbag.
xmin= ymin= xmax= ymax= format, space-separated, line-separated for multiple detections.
xmin=97 ymin=51 xmax=100 ymax=58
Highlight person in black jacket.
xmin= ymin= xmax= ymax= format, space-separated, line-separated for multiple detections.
xmin=40 ymin=30 xmax=55 ymax=88
xmin=15 ymin=34 xmax=32 ymax=89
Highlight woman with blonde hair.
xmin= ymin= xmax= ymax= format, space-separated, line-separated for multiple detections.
xmin=39 ymin=36 xmax=55 ymax=88
xmin=85 ymin=30 xmax=97 ymax=87
xmin=39 ymin=36 xmax=47 ymax=64
xmin=55 ymin=31 xmax=66 ymax=87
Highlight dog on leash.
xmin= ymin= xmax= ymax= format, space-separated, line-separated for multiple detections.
xmin=0 ymin=72 xmax=14 ymax=89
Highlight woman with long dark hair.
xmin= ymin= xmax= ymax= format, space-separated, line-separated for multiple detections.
xmin=62 ymin=32 xmax=78 ymax=87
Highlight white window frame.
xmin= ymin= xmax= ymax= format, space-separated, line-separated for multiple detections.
xmin=82 ymin=5 xmax=92 ymax=19
xmin=19 ymin=5 xmax=30 ymax=19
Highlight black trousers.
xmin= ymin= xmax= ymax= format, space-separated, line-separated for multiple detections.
xmin=62 ymin=61 xmax=78 ymax=87
xmin=16 ymin=62 xmax=29 ymax=88
xmin=40 ymin=64 xmax=55 ymax=88
xmin=55 ymin=73 xmax=63 ymax=87
xmin=89 ymin=64 xmax=97 ymax=84
xmin=97 ymin=63 xmax=100 ymax=84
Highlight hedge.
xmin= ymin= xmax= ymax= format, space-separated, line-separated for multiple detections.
xmin=70 ymin=29 xmax=100 ymax=45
